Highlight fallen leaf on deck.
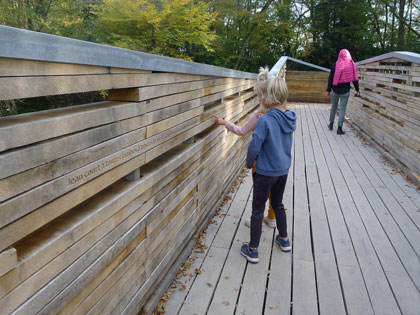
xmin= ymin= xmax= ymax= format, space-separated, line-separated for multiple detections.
xmin=225 ymin=276 xmax=229 ymax=280
xmin=179 ymin=285 xmax=186 ymax=291
xmin=183 ymin=261 xmax=192 ymax=270
xmin=195 ymin=269 xmax=202 ymax=274
xmin=222 ymin=301 xmax=230 ymax=306
xmin=269 ymin=305 xmax=279 ymax=309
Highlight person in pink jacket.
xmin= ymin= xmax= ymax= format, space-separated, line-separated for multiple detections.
xmin=212 ymin=68 xmax=277 ymax=228
xmin=326 ymin=49 xmax=360 ymax=134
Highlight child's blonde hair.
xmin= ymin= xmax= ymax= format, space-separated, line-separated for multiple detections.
xmin=255 ymin=66 xmax=288 ymax=110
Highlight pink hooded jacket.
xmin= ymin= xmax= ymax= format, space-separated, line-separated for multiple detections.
xmin=333 ymin=49 xmax=359 ymax=85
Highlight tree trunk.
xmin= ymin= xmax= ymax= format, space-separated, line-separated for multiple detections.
xmin=391 ymin=0 xmax=396 ymax=48
xmin=398 ymin=0 xmax=406 ymax=49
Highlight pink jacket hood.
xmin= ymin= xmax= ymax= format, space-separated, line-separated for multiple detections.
xmin=333 ymin=49 xmax=359 ymax=85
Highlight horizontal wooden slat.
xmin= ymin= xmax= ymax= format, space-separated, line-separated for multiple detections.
xmin=0 ymin=248 xmax=17 ymax=278
xmin=348 ymin=56 xmax=420 ymax=179
xmin=0 ymin=58 xmax=109 ymax=76
xmin=286 ymin=71 xmax=329 ymax=103
xmin=109 ymin=77 xmax=239 ymax=102
xmin=0 ymin=72 xmax=208 ymax=101
xmin=0 ymin=89 xmax=252 ymax=180
xmin=0 ymin=100 xmax=146 ymax=152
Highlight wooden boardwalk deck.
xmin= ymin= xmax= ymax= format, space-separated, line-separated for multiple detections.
xmin=156 ymin=103 xmax=420 ymax=315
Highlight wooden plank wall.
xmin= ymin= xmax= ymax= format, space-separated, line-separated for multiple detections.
xmin=286 ymin=71 xmax=329 ymax=103
xmin=347 ymin=57 xmax=420 ymax=181
xmin=0 ymin=57 xmax=258 ymax=314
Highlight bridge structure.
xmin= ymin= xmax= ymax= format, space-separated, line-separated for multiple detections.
xmin=0 ymin=25 xmax=419 ymax=315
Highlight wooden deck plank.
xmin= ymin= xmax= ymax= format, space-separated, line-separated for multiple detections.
xmin=164 ymin=175 xmax=247 ymax=315
xmin=154 ymin=103 xmax=420 ymax=315
xmin=235 ymin=210 xmax=274 ymax=315
xmin=305 ymin=104 xmax=374 ymax=315
xmin=310 ymin=104 xmax=402 ymax=315
xmin=178 ymin=246 xmax=229 ymax=315
xmin=291 ymin=107 xmax=318 ymax=315
xmin=316 ymin=105 xmax=420 ymax=314
xmin=320 ymin=109 xmax=420 ymax=288
xmin=207 ymin=177 xmax=252 ymax=315
xmin=333 ymin=106 xmax=420 ymax=230
xmin=301 ymin=105 xmax=347 ymax=315
xmin=211 ymin=170 xmax=253 ymax=249
xmin=292 ymin=107 xmax=314 ymax=262
xmin=264 ymin=129 xmax=294 ymax=315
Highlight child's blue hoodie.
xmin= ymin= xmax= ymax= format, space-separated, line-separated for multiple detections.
xmin=246 ymin=108 xmax=296 ymax=176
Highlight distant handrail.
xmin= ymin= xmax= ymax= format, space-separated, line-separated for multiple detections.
xmin=268 ymin=56 xmax=330 ymax=77
xmin=0 ymin=25 xmax=257 ymax=79
xmin=269 ymin=51 xmax=420 ymax=76
xmin=356 ymin=51 xmax=420 ymax=65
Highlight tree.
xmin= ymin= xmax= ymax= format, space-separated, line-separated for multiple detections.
xmin=305 ymin=0 xmax=376 ymax=67
xmin=94 ymin=0 xmax=217 ymax=60
xmin=205 ymin=0 xmax=294 ymax=72
xmin=0 ymin=0 xmax=99 ymax=41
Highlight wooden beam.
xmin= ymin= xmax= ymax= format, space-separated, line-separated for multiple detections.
xmin=0 ymin=248 xmax=17 ymax=277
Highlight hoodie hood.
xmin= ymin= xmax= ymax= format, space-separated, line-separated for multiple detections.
xmin=267 ymin=108 xmax=296 ymax=133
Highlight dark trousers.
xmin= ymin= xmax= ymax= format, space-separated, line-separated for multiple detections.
xmin=250 ymin=172 xmax=288 ymax=248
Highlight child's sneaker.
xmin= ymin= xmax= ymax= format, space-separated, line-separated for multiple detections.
xmin=275 ymin=235 xmax=291 ymax=252
xmin=264 ymin=216 xmax=276 ymax=228
xmin=240 ymin=243 xmax=259 ymax=263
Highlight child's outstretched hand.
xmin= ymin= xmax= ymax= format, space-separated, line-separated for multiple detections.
xmin=212 ymin=115 xmax=226 ymax=125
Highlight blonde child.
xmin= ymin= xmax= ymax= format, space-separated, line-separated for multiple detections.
xmin=241 ymin=70 xmax=296 ymax=263
xmin=213 ymin=68 xmax=276 ymax=228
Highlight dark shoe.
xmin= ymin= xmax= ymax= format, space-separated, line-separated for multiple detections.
xmin=337 ymin=126 xmax=345 ymax=135
xmin=240 ymin=242 xmax=259 ymax=263
xmin=275 ymin=235 xmax=291 ymax=252
xmin=328 ymin=123 xmax=333 ymax=130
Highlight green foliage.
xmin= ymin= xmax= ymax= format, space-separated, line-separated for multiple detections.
xmin=0 ymin=0 xmax=99 ymax=41
xmin=203 ymin=0 xmax=294 ymax=72
xmin=305 ymin=0 xmax=374 ymax=67
xmin=93 ymin=0 xmax=217 ymax=60
xmin=0 ymin=0 xmax=419 ymax=76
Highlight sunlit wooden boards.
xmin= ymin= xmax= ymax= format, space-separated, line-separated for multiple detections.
xmin=0 ymin=56 xmax=257 ymax=314
xmin=347 ymin=57 xmax=420 ymax=180
xmin=286 ymin=71 xmax=330 ymax=103
xmin=0 ymin=248 xmax=17 ymax=278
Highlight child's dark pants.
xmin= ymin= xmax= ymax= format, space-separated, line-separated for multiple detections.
xmin=250 ymin=172 xmax=288 ymax=249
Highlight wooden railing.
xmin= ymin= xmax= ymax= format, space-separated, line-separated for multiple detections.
xmin=286 ymin=71 xmax=329 ymax=103
xmin=269 ymin=56 xmax=330 ymax=103
xmin=0 ymin=26 xmax=258 ymax=314
xmin=348 ymin=51 xmax=420 ymax=183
